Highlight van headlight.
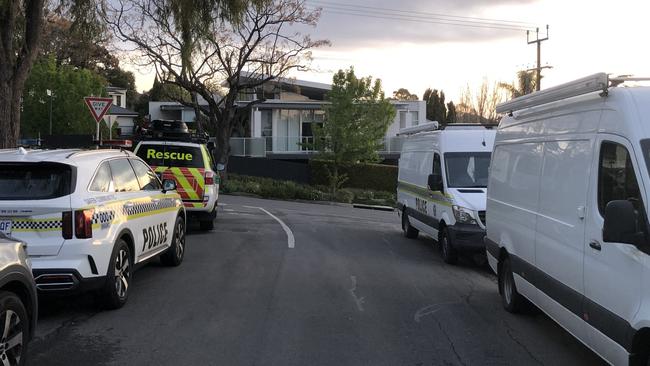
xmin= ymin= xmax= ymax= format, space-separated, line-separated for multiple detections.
xmin=452 ymin=205 xmax=476 ymax=225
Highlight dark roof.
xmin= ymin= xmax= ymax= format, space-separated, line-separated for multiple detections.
xmin=108 ymin=105 xmax=138 ymax=116
xmin=106 ymin=86 xmax=127 ymax=93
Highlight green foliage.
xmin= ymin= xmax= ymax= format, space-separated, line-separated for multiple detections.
xmin=308 ymin=67 xmax=396 ymax=192
xmin=423 ymin=88 xmax=447 ymax=125
xmin=309 ymin=160 xmax=398 ymax=192
xmin=21 ymin=56 xmax=107 ymax=137
xmin=446 ymin=101 xmax=457 ymax=124
xmin=221 ymin=174 xmax=396 ymax=206
xmin=499 ymin=70 xmax=537 ymax=99
xmin=391 ymin=88 xmax=418 ymax=101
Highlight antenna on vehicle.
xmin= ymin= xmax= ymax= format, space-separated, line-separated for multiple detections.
xmin=482 ymin=130 xmax=486 ymax=147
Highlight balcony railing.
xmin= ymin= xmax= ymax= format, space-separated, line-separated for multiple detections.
xmin=229 ymin=136 xmax=406 ymax=157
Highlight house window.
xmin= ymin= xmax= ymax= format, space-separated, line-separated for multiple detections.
xmin=410 ymin=111 xmax=419 ymax=126
xmin=399 ymin=111 xmax=407 ymax=129
xmin=261 ymin=110 xmax=273 ymax=151
xmin=314 ymin=110 xmax=325 ymax=123
xmin=115 ymin=95 xmax=122 ymax=107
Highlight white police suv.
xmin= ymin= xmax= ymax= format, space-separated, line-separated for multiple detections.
xmin=0 ymin=148 xmax=186 ymax=309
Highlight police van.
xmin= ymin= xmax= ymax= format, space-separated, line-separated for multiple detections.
xmin=397 ymin=123 xmax=496 ymax=264
xmin=487 ymin=73 xmax=650 ymax=365
xmin=0 ymin=148 xmax=186 ymax=309
xmin=134 ymin=120 xmax=219 ymax=230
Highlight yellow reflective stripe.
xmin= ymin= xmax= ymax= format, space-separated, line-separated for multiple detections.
xmin=187 ymin=168 xmax=205 ymax=190
xmin=155 ymin=166 xmax=167 ymax=173
xmin=126 ymin=206 xmax=178 ymax=220
xmin=170 ymin=167 xmax=199 ymax=200
xmin=201 ymin=146 xmax=212 ymax=169
xmin=13 ymin=228 xmax=60 ymax=232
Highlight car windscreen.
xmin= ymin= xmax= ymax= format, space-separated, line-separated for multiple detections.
xmin=444 ymin=152 xmax=491 ymax=188
xmin=137 ymin=144 xmax=204 ymax=168
xmin=0 ymin=163 xmax=74 ymax=200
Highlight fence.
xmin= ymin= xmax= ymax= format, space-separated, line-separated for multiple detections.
xmin=230 ymin=136 xmax=405 ymax=157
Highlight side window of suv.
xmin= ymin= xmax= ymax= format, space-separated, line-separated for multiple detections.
xmin=130 ymin=159 xmax=162 ymax=191
xmin=598 ymin=141 xmax=643 ymax=214
xmin=89 ymin=162 xmax=113 ymax=192
xmin=108 ymin=159 xmax=141 ymax=192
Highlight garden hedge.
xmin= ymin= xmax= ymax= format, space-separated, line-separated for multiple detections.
xmin=309 ymin=160 xmax=398 ymax=192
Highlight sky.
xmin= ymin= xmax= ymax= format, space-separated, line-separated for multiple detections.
xmin=124 ymin=0 xmax=650 ymax=103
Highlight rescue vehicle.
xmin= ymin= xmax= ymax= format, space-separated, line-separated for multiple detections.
xmin=134 ymin=120 xmax=219 ymax=230
xmin=0 ymin=148 xmax=186 ymax=309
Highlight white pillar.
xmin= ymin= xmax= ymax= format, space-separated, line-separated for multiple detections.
xmin=252 ymin=109 xmax=262 ymax=138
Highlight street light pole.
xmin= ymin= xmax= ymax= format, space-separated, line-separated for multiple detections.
xmin=46 ymin=89 xmax=53 ymax=135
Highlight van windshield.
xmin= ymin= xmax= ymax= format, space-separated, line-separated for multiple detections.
xmin=444 ymin=152 xmax=491 ymax=188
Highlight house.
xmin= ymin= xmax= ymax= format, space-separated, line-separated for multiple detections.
xmin=105 ymin=86 xmax=139 ymax=136
xmin=148 ymin=74 xmax=428 ymax=158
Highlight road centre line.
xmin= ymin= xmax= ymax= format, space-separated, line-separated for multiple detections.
xmin=244 ymin=206 xmax=295 ymax=248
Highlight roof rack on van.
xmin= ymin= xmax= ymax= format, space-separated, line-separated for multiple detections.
xmin=496 ymin=73 xmax=650 ymax=114
xmin=397 ymin=122 xmax=440 ymax=136
xmin=137 ymin=119 xmax=208 ymax=144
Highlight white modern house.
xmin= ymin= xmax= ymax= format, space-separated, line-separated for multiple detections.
xmin=105 ymin=86 xmax=139 ymax=136
xmin=148 ymin=74 xmax=428 ymax=158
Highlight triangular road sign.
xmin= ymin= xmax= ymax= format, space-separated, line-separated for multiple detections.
xmin=84 ymin=97 xmax=113 ymax=123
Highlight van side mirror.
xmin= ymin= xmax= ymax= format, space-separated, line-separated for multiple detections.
xmin=427 ymin=174 xmax=443 ymax=192
xmin=162 ymin=179 xmax=177 ymax=193
xmin=603 ymin=200 xmax=645 ymax=246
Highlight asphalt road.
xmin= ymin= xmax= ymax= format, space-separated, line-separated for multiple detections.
xmin=29 ymin=195 xmax=605 ymax=366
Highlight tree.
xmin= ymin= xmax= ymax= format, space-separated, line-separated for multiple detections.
xmin=499 ymin=70 xmax=537 ymax=99
xmin=446 ymin=101 xmax=457 ymax=124
xmin=0 ymin=1 xmax=45 ymax=147
xmin=391 ymin=88 xmax=418 ymax=101
xmin=309 ymin=67 xmax=396 ymax=192
xmin=423 ymin=88 xmax=447 ymax=125
xmin=457 ymin=79 xmax=504 ymax=124
xmin=104 ymin=0 xmax=327 ymax=169
xmin=21 ymin=56 xmax=107 ymax=137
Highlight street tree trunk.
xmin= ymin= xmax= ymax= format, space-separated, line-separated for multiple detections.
xmin=0 ymin=0 xmax=45 ymax=148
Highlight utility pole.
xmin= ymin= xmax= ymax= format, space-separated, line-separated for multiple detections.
xmin=527 ymin=25 xmax=549 ymax=91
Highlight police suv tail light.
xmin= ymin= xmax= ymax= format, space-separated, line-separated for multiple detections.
xmin=75 ymin=209 xmax=94 ymax=239
xmin=62 ymin=211 xmax=73 ymax=239
xmin=205 ymin=171 xmax=215 ymax=185
xmin=452 ymin=205 xmax=477 ymax=225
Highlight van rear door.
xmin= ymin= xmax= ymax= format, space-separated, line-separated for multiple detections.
xmin=136 ymin=143 xmax=206 ymax=203
xmin=0 ymin=162 xmax=73 ymax=256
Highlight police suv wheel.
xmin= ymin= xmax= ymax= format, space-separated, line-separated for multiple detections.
xmin=161 ymin=215 xmax=185 ymax=267
xmin=439 ymin=228 xmax=458 ymax=265
xmin=103 ymin=239 xmax=132 ymax=310
xmin=402 ymin=211 xmax=419 ymax=239
xmin=499 ymin=256 xmax=524 ymax=313
xmin=0 ymin=292 xmax=28 ymax=366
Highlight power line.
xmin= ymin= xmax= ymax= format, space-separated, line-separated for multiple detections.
xmin=308 ymin=6 xmax=533 ymax=31
xmin=306 ymin=0 xmax=538 ymax=29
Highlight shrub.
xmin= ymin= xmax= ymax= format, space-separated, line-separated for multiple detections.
xmin=309 ymin=160 xmax=397 ymax=192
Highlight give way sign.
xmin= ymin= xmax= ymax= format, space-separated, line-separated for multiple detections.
xmin=84 ymin=97 xmax=113 ymax=123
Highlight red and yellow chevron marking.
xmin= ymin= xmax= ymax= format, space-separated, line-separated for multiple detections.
xmin=153 ymin=166 xmax=205 ymax=202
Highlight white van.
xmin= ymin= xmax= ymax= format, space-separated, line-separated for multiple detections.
xmin=397 ymin=124 xmax=496 ymax=264
xmin=486 ymin=73 xmax=650 ymax=365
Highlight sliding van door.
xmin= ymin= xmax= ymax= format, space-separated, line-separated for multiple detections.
xmin=534 ymin=139 xmax=592 ymax=342
xmin=583 ymin=136 xmax=644 ymax=362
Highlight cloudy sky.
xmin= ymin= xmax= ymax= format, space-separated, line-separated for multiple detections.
xmin=126 ymin=0 xmax=650 ymax=102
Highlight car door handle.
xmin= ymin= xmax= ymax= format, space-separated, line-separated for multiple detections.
xmin=589 ymin=240 xmax=602 ymax=251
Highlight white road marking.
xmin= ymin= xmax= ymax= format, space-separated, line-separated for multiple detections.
xmin=222 ymin=208 xmax=235 ymax=212
xmin=349 ymin=276 xmax=365 ymax=312
xmin=244 ymin=206 xmax=295 ymax=248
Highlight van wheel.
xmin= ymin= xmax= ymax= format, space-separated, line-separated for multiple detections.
xmin=402 ymin=211 xmax=419 ymax=239
xmin=499 ymin=256 xmax=525 ymax=313
xmin=199 ymin=207 xmax=216 ymax=231
xmin=102 ymin=239 xmax=132 ymax=310
xmin=0 ymin=291 xmax=29 ymax=366
xmin=439 ymin=228 xmax=458 ymax=264
xmin=161 ymin=216 xmax=185 ymax=267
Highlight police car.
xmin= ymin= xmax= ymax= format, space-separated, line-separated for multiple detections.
xmin=134 ymin=120 xmax=219 ymax=230
xmin=0 ymin=148 xmax=186 ymax=309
